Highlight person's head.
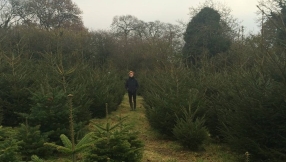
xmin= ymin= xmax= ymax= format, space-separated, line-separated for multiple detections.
xmin=129 ymin=71 xmax=134 ymax=77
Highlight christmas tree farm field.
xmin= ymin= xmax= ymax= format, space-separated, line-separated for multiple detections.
xmin=91 ymin=94 xmax=242 ymax=162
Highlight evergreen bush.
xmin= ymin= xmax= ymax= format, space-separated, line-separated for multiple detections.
xmin=173 ymin=107 xmax=209 ymax=151
xmin=0 ymin=59 xmax=34 ymax=126
xmin=0 ymin=138 xmax=20 ymax=162
xmin=0 ymin=126 xmax=21 ymax=162
xmin=141 ymin=67 xmax=205 ymax=136
xmin=81 ymin=69 xmax=125 ymax=118
xmin=45 ymin=133 xmax=94 ymax=162
xmin=84 ymin=117 xmax=144 ymax=162
xmin=30 ymin=155 xmax=45 ymax=162
xmin=15 ymin=124 xmax=52 ymax=161
xmin=216 ymin=69 xmax=286 ymax=161
xmin=29 ymin=87 xmax=70 ymax=142
xmin=44 ymin=93 xmax=94 ymax=162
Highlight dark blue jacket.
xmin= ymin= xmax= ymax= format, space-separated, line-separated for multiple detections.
xmin=125 ymin=77 xmax=139 ymax=93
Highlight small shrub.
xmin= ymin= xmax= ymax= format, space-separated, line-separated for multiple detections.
xmin=30 ymin=155 xmax=45 ymax=162
xmin=141 ymin=68 xmax=203 ymax=136
xmin=84 ymin=117 xmax=144 ymax=162
xmin=45 ymin=133 xmax=94 ymax=162
xmin=86 ymin=69 xmax=125 ymax=118
xmin=15 ymin=124 xmax=52 ymax=161
xmin=173 ymin=107 xmax=209 ymax=151
xmin=0 ymin=139 xmax=20 ymax=162
xmin=0 ymin=126 xmax=21 ymax=162
xmin=29 ymin=88 xmax=70 ymax=143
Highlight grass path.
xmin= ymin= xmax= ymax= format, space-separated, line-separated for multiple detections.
xmin=91 ymin=94 xmax=240 ymax=162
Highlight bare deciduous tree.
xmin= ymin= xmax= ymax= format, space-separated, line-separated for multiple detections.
xmin=9 ymin=0 xmax=84 ymax=30
xmin=0 ymin=0 xmax=14 ymax=28
xmin=111 ymin=15 xmax=141 ymax=41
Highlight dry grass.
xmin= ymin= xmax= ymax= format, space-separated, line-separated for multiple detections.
xmin=90 ymin=94 xmax=242 ymax=162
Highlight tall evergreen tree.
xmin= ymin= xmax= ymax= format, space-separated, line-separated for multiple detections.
xmin=183 ymin=7 xmax=231 ymax=65
xmin=258 ymin=0 xmax=286 ymax=49
xmin=271 ymin=0 xmax=286 ymax=46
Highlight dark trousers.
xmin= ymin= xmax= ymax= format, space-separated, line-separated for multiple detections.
xmin=128 ymin=91 xmax=136 ymax=110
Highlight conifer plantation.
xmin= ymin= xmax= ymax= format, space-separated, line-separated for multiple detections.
xmin=0 ymin=0 xmax=286 ymax=161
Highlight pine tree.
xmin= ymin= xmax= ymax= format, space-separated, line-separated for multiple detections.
xmin=15 ymin=123 xmax=51 ymax=161
xmin=29 ymin=87 xmax=70 ymax=143
xmin=84 ymin=113 xmax=144 ymax=162
xmin=142 ymin=67 xmax=205 ymax=136
xmin=173 ymin=107 xmax=209 ymax=151
xmin=0 ymin=126 xmax=21 ymax=162
xmin=0 ymin=57 xmax=34 ymax=126
xmin=44 ymin=94 xmax=94 ymax=162
xmin=182 ymin=7 xmax=231 ymax=66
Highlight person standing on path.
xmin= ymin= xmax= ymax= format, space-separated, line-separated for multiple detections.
xmin=125 ymin=71 xmax=139 ymax=111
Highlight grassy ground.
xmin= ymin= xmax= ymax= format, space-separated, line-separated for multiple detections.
xmin=90 ymin=94 xmax=242 ymax=162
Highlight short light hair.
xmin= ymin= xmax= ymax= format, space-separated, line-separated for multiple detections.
xmin=129 ymin=71 xmax=134 ymax=74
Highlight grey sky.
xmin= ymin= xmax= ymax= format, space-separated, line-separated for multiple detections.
xmin=73 ymin=0 xmax=260 ymax=34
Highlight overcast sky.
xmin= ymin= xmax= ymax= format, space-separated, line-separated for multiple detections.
xmin=73 ymin=0 xmax=260 ymax=34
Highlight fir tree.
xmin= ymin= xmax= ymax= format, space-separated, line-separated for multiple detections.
xmin=44 ymin=94 xmax=94 ymax=162
xmin=0 ymin=126 xmax=21 ymax=162
xmin=183 ymin=7 xmax=231 ymax=65
xmin=15 ymin=123 xmax=51 ymax=161
xmin=84 ymin=109 xmax=144 ymax=162
xmin=173 ymin=107 xmax=209 ymax=151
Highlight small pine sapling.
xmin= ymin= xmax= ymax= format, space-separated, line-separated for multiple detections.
xmin=84 ymin=104 xmax=144 ymax=162
xmin=44 ymin=94 xmax=94 ymax=162
xmin=173 ymin=106 xmax=209 ymax=151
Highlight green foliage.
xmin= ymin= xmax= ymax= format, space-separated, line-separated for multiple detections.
xmin=183 ymin=7 xmax=231 ymax=65
xmin=0 ymin=105 xmax=2 ymax=125
xmin=0 ymin=126 xmax=21 ymax=162
xmin=84 ymin=117 xmax=144 ymax=162
xmin=141 ymin=25 xmax=286 ymax=160
xmin=29 ymin=87 xmax=70 ymax=142
xmin=89 ymin=31 xmax=114 ymax=67
xmin=45 ymin=132 xmax=94 ymax=160
xmin=30 ymin=155 xmax=45 ymax=162
xmin=0 ymin=27 xmax=125 ymax=154
xmin=15 ymin=123 xmax=51 ymax=161
xmin=215 ymin=68 xmax=286 ymax=161
xmin=67 ymin=81 xmax=92 ymax=124
xmin=142 ymin=67 xmax=211 ymax=150
xmin=0 ymin=138 xmax=20 ymax=162
xmin=141 ymin=67 xmax=205 ymax=136
xmin=267 ymin=0 xmax=286 ymax=46
xmin=44 ymin=92 xmax=94 ymax=162
xmin=80 ymin=69 xmax=125 ymax=118
xmin=0 ymin=58 xmax=34 ymax=126
xmin=173 ymin=107 xmax=209 ymax=151
xmin=201 ymin=28 xmax=286 ymax=160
